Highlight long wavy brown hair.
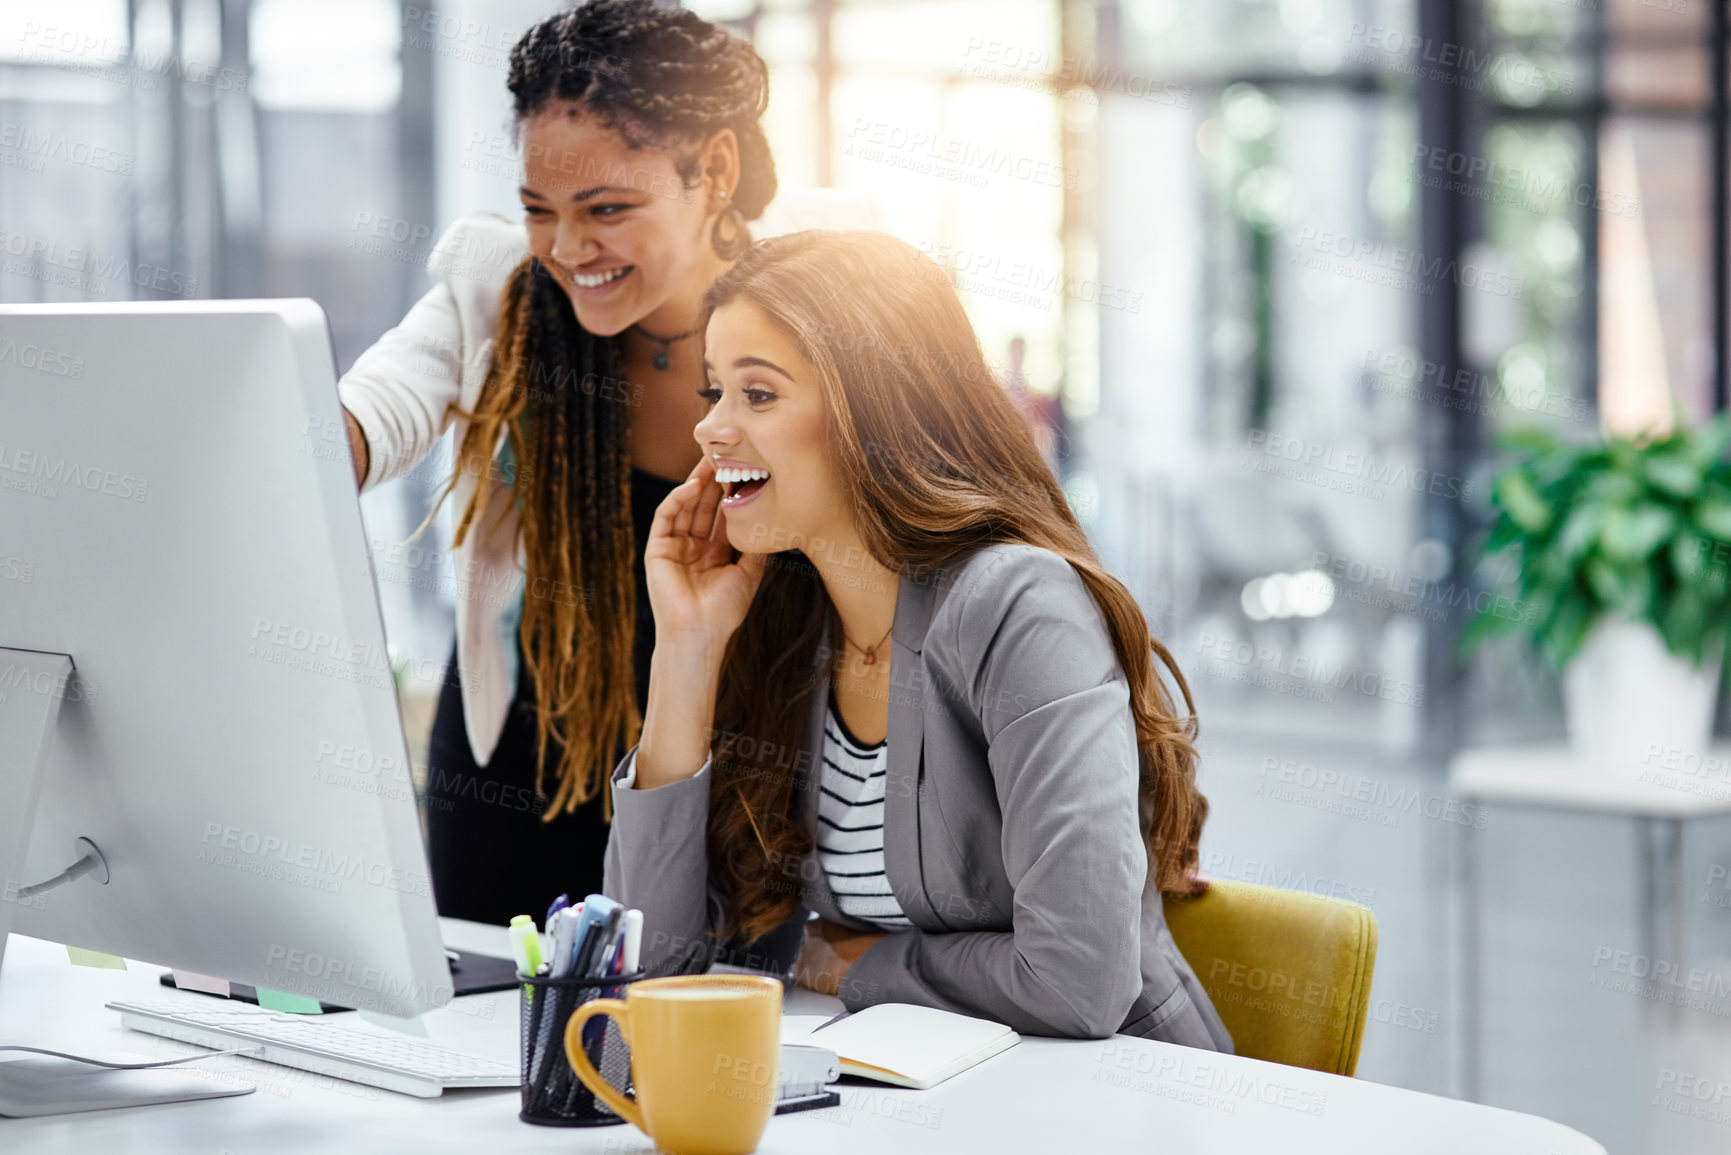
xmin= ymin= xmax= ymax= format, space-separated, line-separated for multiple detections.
xmin=436 ymin=0 xmax=777 ymax=818
xmin=702 ymin=231 xmax=1206 ymax=943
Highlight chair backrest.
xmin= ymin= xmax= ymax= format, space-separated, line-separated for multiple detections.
xmin=1163 ymin=880 xmax=1378 ymax=1076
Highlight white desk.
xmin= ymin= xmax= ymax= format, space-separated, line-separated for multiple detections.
xmin=1450 ymin=742 xmax=1731 ymax=819
xmin=1449 ymin=742 xmax=1731 ymax=1101
xmin=1 ymin=919 xmax=1604 ymax=1154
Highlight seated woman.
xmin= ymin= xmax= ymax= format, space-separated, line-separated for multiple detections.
xmin=603 ymin=230 xmax=1231 ymax=1049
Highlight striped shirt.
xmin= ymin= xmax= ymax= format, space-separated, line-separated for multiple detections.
xmin=817 ymin=696 xmax=913 ymax=931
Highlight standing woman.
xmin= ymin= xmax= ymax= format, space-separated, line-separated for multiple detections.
xmin=337 ymin=0 xmax=778 ymax=924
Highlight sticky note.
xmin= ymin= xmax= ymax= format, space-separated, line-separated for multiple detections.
xmin=172 ymin=970 xmax=231 ymax=997
xmin=65 ymin=946 xmax=127 ymax=969
xmin=359 ymin=1010 xmax=429 ymax=1037
xmin=255 ymin=987 xmax=323 ymax=1014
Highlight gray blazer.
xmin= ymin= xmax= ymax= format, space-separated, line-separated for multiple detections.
xmin=603 ymin=543 xmax=1233 ymax=1050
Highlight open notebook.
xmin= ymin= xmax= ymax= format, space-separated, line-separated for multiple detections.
xmin=780 ymin=1005 xmax=1020 ymax=1090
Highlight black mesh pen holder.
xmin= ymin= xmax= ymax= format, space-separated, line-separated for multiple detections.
xmin=517 ymin=969 xmax=648 ymax=1126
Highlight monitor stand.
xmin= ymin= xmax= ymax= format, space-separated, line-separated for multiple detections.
xmin=0 ymin=647 xmax=250 ymax=1116
xmin=0 ymin=647 xmax=72 ymax=973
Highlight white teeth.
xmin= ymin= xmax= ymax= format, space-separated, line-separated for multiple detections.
xmin=716 ymin=467 xmax=770 ymax=484
xmin=571 ymin=266 xmax=627 ymax=288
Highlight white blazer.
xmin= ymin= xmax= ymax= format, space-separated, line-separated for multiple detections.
xmin=337 ymin=191 xmax=883 ymax=767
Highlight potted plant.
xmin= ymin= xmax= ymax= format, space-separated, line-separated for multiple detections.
xmin=1465 ymin=416 xmax=1731 ymax=778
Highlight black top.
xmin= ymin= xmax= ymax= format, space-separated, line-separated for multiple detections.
xmin=424 ymin=467 xmax=682 ymax=925
xmin=827 ymin=688 xmax=887 ymax=752
xmin=627 ymin=469 xmax=682 ymax=710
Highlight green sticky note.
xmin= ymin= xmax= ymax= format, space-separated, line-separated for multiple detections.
xmin=255 ymin=987 xmax=323 ymax=1014
xmin=65 ymin=946 xmax=127 ymax=970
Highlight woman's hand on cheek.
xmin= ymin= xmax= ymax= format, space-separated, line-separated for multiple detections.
xmin=794 ymin=918 xmax=886 ymax=998
xmin=644 ymin=456 xmax=766 ymax=644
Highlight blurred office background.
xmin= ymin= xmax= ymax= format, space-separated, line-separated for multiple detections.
xmin=3 ymin=0 xmax=1729 ymax=1149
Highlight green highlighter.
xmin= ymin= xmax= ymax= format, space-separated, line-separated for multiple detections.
xmin=509 ymin=914 xmax=545 ymax=1000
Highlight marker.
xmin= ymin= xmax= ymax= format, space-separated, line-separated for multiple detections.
xmin=509 ymin=914 xmax=543 ymax=1006
xmin=621 ymin=910 xmax=642 ymax=975
xmin=509 ymin=915 xmax=543 ymax=977
xmin=545 ymin=893 xmax=570 ymax=924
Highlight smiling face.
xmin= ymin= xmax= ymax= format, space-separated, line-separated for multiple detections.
xmin=696 ymin=299 xmax=854 ymax=556
xmin=519 ymin=105 xmax=733 ymax=337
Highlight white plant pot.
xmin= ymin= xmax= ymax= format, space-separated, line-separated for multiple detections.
xmin=1562 ymin=617 xmax=1722 ymax=780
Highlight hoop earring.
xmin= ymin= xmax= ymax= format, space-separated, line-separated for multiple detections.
xmin=711 ymin=202 xmax=750 ymax=261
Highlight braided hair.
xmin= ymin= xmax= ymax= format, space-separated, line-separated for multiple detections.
xmin=507 ymin=0 xmax=776 ymax=218
xmin=444 ymin=0 xmax=776 ymax=819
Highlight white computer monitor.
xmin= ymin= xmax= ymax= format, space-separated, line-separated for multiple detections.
xmin=0 ymin=299 xmax=450 ymax=1020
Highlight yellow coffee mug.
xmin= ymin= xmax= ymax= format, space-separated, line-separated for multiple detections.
xmin=564 ymin=974 xmax=783 ymax=1155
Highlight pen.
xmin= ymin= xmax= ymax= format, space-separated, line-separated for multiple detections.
xmin=594 ymin=908 xmax=625 ymax=978
xmin=571 ymin=905 xmax=588 ymax=970
xmin=597 ymin=931 xmax=619 ymax=980
xmin=546 ymin=893 xmax=570 ymax=924
xmin=576 ymin=907 xmax=621 ymax=979
xmin=601 ymin=919 xmax=625 ymax=1002
xmin=562 ymin=905 xmax=628 ymax=1115
xmin=549 ymin=908 xmax=579 ymax=978
xmin=569 ymin=907 xmax=589 ymax=974
xmin=530 ymin=908 xmax=580 ymax=1094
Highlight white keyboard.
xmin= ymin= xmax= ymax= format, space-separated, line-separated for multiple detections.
xmin=106 ymin=998 xmax=519 ymax=1099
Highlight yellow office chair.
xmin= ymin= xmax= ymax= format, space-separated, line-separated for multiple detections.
xmin=1164 ymin=880 xmax=1378 ymax=1076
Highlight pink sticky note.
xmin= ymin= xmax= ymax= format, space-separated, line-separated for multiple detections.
xmin=171 ymin=970 xmax=231 ymax=997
